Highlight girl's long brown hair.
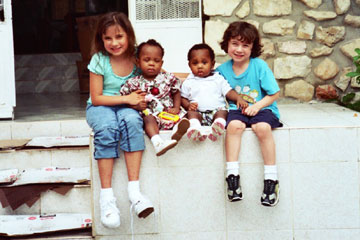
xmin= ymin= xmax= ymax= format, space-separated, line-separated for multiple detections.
xmin=91 ymin=12 xmax=136 ymax=58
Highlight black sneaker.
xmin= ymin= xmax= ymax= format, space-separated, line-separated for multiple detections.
xmin=261 ymin=179 xmax=280 ymax=207
xmin=226 ymin=174 xmax=243 ymax=202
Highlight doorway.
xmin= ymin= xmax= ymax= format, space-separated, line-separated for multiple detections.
xmin=11 ymin=0 xmax=128 ymax=121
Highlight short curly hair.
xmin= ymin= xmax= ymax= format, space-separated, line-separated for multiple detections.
xmin=137 ymin=39 xmax=164 ymax=59
xmin=187 ymin=43 xmax=215 ymax=61
xmin=220 ymin=21 xmax=263 ymax=58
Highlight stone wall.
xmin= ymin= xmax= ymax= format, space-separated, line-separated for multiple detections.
xmin=203 ymin=0 xmax=360 ymax=102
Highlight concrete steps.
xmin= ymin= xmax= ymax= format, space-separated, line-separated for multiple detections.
xmin=1 ymin=103 xmax=360 ymax=239
xmin=0 ymin=120 xmax=92 ymax=238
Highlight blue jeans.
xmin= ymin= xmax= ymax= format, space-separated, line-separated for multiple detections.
xmin=86 ymin=104 xmax=145 ymax=159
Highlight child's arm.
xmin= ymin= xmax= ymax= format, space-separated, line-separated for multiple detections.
xmin=90 ymin=72 xmax=145 ymax=106
xmin=168 ymin=90 xmax=181 ymax=114
xmin=226 ymin=90 xmax=248 ymax=110
xmin=181 ymin=97 xmax=198 ymax=111
xmin=243 ymin=91 xmax=280 ymax=116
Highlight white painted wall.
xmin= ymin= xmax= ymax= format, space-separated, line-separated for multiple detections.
xmin=0 ymin=0 xmax=15 ymax=119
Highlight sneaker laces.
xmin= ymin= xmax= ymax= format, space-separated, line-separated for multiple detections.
xmin=227 ymin=175 xmax=240 ymax=190
xmin=263 ymin=180 xmax=276 ymax=194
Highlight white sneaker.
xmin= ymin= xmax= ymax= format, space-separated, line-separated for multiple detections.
xmin=208 ymin=121 xmax=226 ymax=142
xmin=154 ymin=139 xmax=177 ymax=156
xmin=187 ymin=126 xmax=207 ymax=141
xmin=171 ymin=118 xmax=190 ymax=141
xmin=100 ymin=197 xmax=121 ymax=228
xmin=130 ymin=194 xmax=154 ymax=218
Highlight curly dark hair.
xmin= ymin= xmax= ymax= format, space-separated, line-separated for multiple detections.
xmin=220 ymin=21 xmax=263 ymax=58
xmin=137 ymin=39 xmax=164 ymax=59
xmin=92 ymin=12 xmax=136 ymax=58
xmin=187 ymin=43 xmax=215 ymax=61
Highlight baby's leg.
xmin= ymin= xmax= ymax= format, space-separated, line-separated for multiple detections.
xmin=143 ymin=115 xmax=160 ymax=138
xmin=144 ymin=115 xmax=177 ymax=156
xmin=186 ymin=111 xmax=207 ymax=141
xmin=208 ymin=110 xmax=227 ymax=142
xmin=186 ymin=110 xmax=202 ymax=121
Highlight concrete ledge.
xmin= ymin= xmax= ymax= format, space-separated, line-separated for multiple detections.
xmin=91 ymin=103 xmax=360 ymax=240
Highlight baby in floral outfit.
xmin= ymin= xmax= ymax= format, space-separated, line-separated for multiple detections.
xmin=120 ymin=39 xmax=189 ymax=156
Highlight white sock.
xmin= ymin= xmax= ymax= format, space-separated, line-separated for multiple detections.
xmin=226 ymin=162 xmax=239 ymax=177
xmin=128 ymin=181 xmax=141 ymax=203
xmin=151 ymin=134 xmax=162 ymax=146
xmin=100 ymin=188 xmax=114 ymax=200
xmin=264 ymin=165 xmax=278 ymax=181
xmin=189 ymin=118 xmax=201 ymax=128
xmin=214 ymin=117 xmax=226 ymax=127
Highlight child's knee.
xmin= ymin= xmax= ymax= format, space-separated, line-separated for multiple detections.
xmin=251 ymin=122 xmax=271 ymax=137
xmin=123 ymin=112 xmax=143 ymax=129
xmin=227 ymin=120 xmax=246 ymax=134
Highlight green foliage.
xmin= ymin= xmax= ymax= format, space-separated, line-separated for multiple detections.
xmin=338 ymin=48 xmax=360 ymax=112
xmin=338 ymin=92 xmax=360 ymax=112
xmin=346 ymin=48 xmax=360 ymax=84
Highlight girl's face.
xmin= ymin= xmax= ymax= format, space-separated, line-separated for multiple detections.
xmin=227 ymin=36 xmax=253 ymax=65
xmin=138 ymin=44 xmax=163 ymax=80
xmin=188 ymin=49 xmax=214 ymax=77
xmin=102 ymin=24 xmax=129 ymax=57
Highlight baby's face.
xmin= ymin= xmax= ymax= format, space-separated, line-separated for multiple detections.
xmin=188 ymin=49 xmax=214 ymax=77
xmin=138 ymin=44 xmax=163 ymax=80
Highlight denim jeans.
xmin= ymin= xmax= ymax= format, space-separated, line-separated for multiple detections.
xmin=86 ymin=104 xmax=145 ymax=159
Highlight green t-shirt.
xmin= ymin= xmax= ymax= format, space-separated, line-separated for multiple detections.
xmin=87 ymin=52 xmax=139 ymax=104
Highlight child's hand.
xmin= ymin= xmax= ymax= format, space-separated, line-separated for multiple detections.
xmin=236 ymin=96 xmax=249 ymax=110
xmin=188 ymin=102 xmax=198 ymax=111
xmin=127 ymin=90 xmax=146 ymax=105
xmin=243 ymin=104 xmax=260 ymax=116
xmin=167 ymin=107 xmax=180 ymax=114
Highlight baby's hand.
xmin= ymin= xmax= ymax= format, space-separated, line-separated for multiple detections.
xmin=236 ymin=95 xmax=249 ymax=110
xmin=188 ymin=102 xmax=198 ymax=111
xmin=167 ymin=107 xmax=180 ymax=114
xmin=127 ymin=90 xmax=146 ymax=105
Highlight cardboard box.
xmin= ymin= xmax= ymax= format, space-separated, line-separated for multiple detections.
xmin=0 ymin=136 xmax=89 ymax=153
xmin=0 ymin=167 xmax=90 ymax=187
xmin=0 ymin=167 xmax=90 ymax=210
xmin=0 ymin=213 xmax=91 ymax=236
xmin=0 ymin=169 xmax=18 ymax=184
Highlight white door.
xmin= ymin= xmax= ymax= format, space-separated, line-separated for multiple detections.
xmin=0 ymin=0 xmax=15 ymax=119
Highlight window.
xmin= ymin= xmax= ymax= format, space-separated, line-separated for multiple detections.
xmin=135 ymin=0 xmax=200 ymax=21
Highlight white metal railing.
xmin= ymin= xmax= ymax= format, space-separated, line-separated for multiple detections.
xmin=135 ymin=0 xmax=200 ymax=21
